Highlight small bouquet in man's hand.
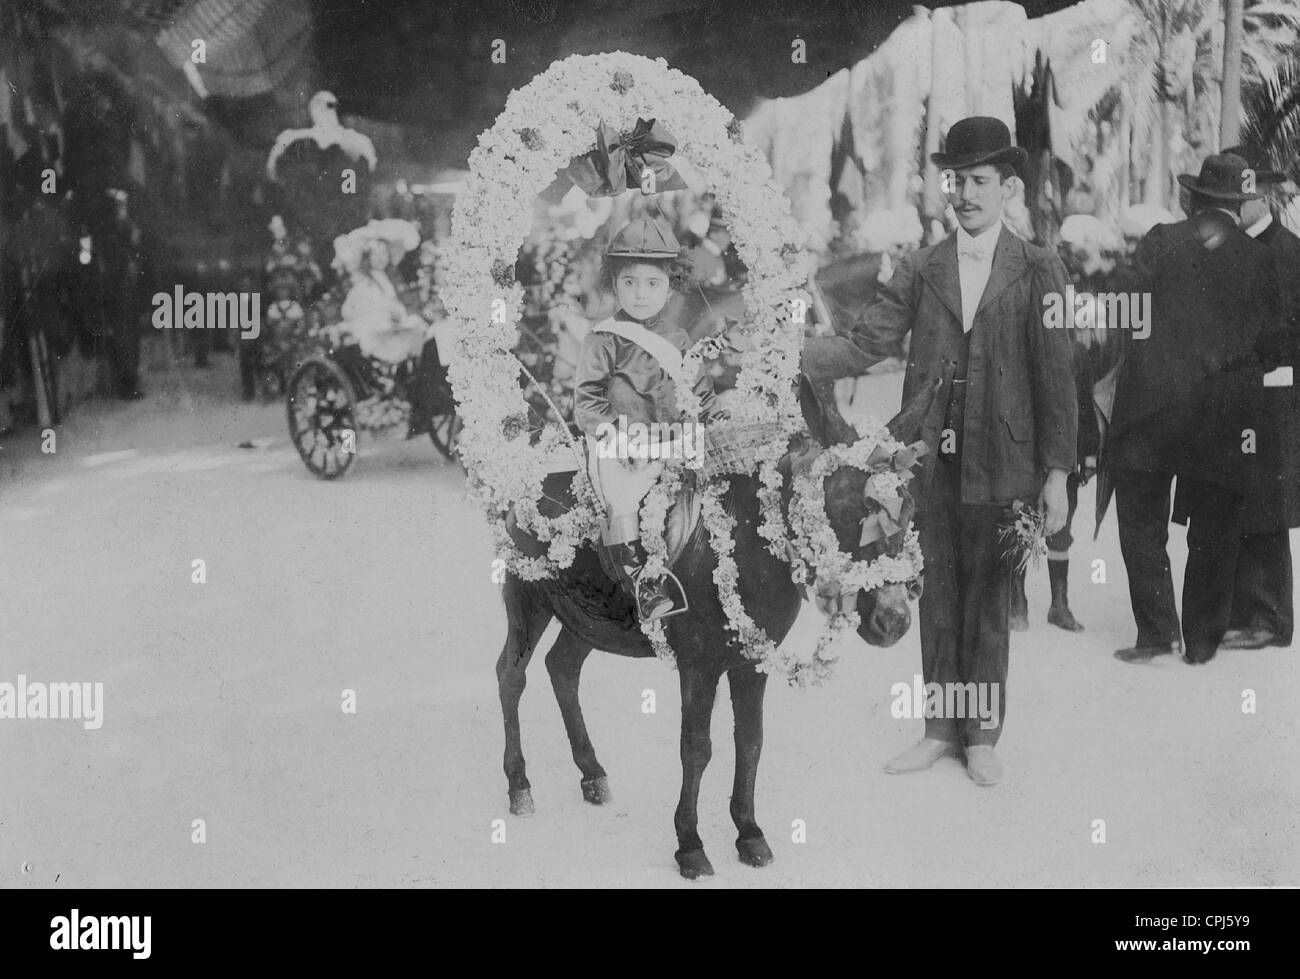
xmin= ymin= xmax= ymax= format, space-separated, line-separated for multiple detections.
xmin=998 ymin=500 xmax=1047 ymax=573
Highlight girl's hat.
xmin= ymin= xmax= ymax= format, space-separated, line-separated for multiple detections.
xmin=606 ymin=218 xmax=679 ymax=258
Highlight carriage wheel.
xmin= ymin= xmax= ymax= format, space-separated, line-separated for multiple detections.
xmin=286 ymin=356 xmax=360 ymax=479
xmin=428 ymin=412 xmax=464 ymax=468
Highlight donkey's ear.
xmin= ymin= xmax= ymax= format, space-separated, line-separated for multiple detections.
xmin=799 ymin=373 xmax=858 ymax=447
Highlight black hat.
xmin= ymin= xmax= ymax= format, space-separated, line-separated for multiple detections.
xmin=1177 ymin=153 xmax=1263 ymax=201
xmin=1220 ymin=144 xmax=1286 ymax=184
xmin=930 ymin=116 xmax=1028 ymax=175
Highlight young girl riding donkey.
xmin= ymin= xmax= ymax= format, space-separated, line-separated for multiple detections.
xmin=574 ymin=216 xmax=723 ymax=620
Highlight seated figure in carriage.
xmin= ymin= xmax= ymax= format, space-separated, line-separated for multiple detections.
xmin=333 ymin=222 xmax=428 ymax=364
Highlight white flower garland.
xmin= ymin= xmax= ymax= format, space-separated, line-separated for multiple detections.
xmin=785 ymin=421 xmax=926 ymax=677
xmin=441 ymin=52 xmax=809 ymax=580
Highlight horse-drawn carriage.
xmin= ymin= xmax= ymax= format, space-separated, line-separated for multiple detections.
xmin=268 ymin=220 xmax=464 ymax=479
xmin=284 ymin=314 xmax=463 ymax=479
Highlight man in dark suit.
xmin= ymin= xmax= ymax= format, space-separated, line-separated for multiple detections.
xmin=802 ymin=117 xmax=1077 ymax=786
xmin=1109 ymin=154 xmax=1284 ymax=665
xmin=1196 ymin=146 xmax=1299 ymax=651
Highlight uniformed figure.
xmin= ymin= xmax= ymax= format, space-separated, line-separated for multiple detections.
xmin=801 ymin=117 xmax=1077 ymax=786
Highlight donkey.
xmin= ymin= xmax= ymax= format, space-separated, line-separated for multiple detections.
xmin=494 ymin=378 xmax=941 ymax=879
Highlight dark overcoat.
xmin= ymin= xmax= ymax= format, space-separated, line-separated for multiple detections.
xmin=1170 ymin=216 xmax=1300 ymax=530
xmin=1107 ymin=218 xmax=1283 ymax=513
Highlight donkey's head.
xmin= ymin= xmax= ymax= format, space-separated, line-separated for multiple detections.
xmin=819 ymin=456 xmax=924 ymax=647
xmin=796 ymin=372 xmax=941 ymax=648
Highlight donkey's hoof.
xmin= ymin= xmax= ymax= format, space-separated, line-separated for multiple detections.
xmin=675 ymin=848 xmax=715 ymax=880
xmin=508 ymin=788 xmax=535 ymax=815
xmin=736 ymin=835 xmax=773 ymax=868
xmin=580 ymin=775 xmax=612 ymax=805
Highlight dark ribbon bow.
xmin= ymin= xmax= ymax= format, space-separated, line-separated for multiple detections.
xmin=543 ymin=118 xmax=688 ymax=201
xmin=719 ymin=316 xmax=756 ymax=353
xmin=858 ymin=440 xmax=927 ymax=546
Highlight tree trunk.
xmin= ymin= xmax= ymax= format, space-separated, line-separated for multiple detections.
xmin=960 ymin=6 xmax=984 ymax=115
xmin=1119 ymin=93 xmax=1132 ymax=215
xmin=922 ymin=7 xmax=949 ymax=238
xmin=1221 ymin=0 xmax=1245 ymax=147
xmin=1150 ymin=9 xmax=1172 ymax=208
xmin=1153 ymin=98 xmax=1171 ymax=207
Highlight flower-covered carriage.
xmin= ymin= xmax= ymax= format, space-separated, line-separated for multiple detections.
xmin=276 ymin=218 xmax=464 ymax=478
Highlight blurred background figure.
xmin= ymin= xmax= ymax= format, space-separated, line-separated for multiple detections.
xmin=99 ymin=189 xmax=148 ymax=399
xmin=1009 ymin=214 xmax=1120 ymax=632
xmin=266 ymin=91 xmax=377 ymax=283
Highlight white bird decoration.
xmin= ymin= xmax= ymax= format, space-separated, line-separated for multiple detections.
xmin=266 ymin=90 xmax=378 ymax=180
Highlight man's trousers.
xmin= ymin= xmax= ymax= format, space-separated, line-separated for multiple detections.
xmin=1115 ymin=469 xmax=1249 ymax=658
xmin=917 ymin=452 xmax=1010 ymax=747
xmin=1228 ymin=531 xmax=1294 ymax=644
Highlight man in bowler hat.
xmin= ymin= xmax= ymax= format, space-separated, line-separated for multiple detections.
xmin=1108 ymin=153 xmax=1284 ymax=664
xmin=1175 ymin=145 xmax=1299 ymax=652
xmin=802 ymin=117 xmax=1077 ymax=785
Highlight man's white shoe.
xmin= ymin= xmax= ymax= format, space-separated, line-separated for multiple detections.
xmin=884 ymin=738 xmax=959 ymax=774
xmin=965 ymin=745 xmax=1003 ymax=786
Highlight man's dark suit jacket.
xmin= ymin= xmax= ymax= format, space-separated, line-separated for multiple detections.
xmin=1109 ymin=216 xmax=1283 ymax=497
xmin=801 ymin=225 xmax=1077 ymax=505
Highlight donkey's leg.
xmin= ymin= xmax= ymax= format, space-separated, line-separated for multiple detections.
xmin=728 ymin=665 xmax=773 ymax=867
xmin=674 ymin=665 xmax=720 ymax=879
xmin=497 ymin=580 xmax=554 ymax=816
xmin=544 ymin=627 xmax=610 ymax=804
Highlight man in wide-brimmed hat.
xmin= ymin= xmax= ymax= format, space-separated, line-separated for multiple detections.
xmin=1165 ymin=145 xmax=1299 ymax=653
xmin=1107 ymin=153 xmax=1285 ymax=665
xmin=801 ymin=116 xmax=1078 ymax=786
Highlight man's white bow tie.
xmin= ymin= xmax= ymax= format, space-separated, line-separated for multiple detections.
xmin=959 ymin=243 xmax=992 ymax=261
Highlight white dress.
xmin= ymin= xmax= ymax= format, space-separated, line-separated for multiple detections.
xmin=339 ymin=271 xmax=427 ymax=363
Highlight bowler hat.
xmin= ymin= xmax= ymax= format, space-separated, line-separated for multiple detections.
xmin=1220 ymin=144 xmax=1286 ymax=184
xmin=1177 ymin=153 xmax=1263 ymax=201
xmin=606 ymin=217 xmax=680 ymax=258
xmin=930 ymin=116 xmax=1028 ymax=175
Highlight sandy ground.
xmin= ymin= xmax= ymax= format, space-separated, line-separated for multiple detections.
xmin=1 ymin=338 xmax=1296 ymax=888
